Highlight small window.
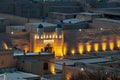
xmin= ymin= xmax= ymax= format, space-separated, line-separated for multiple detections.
xmin=43 ymin=62 xmax=48 ymax=70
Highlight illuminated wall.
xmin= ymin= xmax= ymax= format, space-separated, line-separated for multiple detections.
xmin=102 ymin=42 xmax=107 ymax=51
xmin=31 ymin=33 xmax=63 ymax=57
xmin=116 ymin=39 xmax=120 ymax=48
xmin=3 ymin=42 xmax=8 ymax=50
xmin=54 ymin=46 xmax=63 ymax=56
xmin=109 ymin=41 xmax=114 ymax=51
xmin=33 ymin=34 xmax=41 ymax=52
xmin=31 ymin=34 xmax=120 ymax=56
xmin=78 ymin=43 xmax=84 ymax=55
xmin=68 ymin=40 xmax=117 ymax=55
xmin=30 ymin=29 xmax=120 ymax=56
xmin=50 ymin=62 xmax=56 ymax=75
xmin=63 ymin=29 xmax=120 ymax=55
xmin=23 ymin=45 xmax=29 ymax=52
xmin=53 ymin=33 xmax=63 ymax=57
xmin=65 ymin=73 xmax=71 ymax=80
xmin=63 ymin=43 xmax=67 ymax=56
xmin=86 ymin=43 xmax=91 ymax=52
xmin=71 ymin=49 xmax=75 ymax=55
xmin=94 ymin=43 xmax=99 ymax=52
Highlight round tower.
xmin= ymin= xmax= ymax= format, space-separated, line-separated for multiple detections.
xmin=55 ymin=24 xmax=63 ymax=34
xmin=37 ymin=24 xmax=44 ymax=34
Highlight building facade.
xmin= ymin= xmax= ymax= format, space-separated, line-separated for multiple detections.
xmin=6 ymin=24 xmax=120 ymax=57
xmin=5 ymin=12 xmax=120 ymax=57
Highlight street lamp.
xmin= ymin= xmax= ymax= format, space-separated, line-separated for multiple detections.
xmin=79 ymin=29 xmax=82 ymax=32
xmin=11 ymin=31 xmax=14 ymax=35
xmin=80 ymin=68 xmax=84 ymax=71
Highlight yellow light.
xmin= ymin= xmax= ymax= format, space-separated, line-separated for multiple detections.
xmin=3 ymin=42 xmax=8 ymax=50
xmin=55 ymin=49 xmax=63 ymax=57
xmin=59 ymin=35 xmax=62 ymax=39
xmin=94 ymin=43 xmax=99 ymax=52
xmin=34 ymin=35 xmax=39 ymax=39
xmin=78 ymin=44 xmax=84 ymax=55
xmin=56 ymin=35 xmax=58 ymax=38
xmin=34 ymin=47 xmax=41 ymax=52
xmin=37 ymin=36 xmax=39 ymax=39
xmin=63 ymin=44 xmax=67 ymax=56
xmin=49 ymin=35 xmax=52 ymax=38
xmin=50 ymin=63 xmax=56 ymax=75
xmin=71 ymin=49 xmax=75 ymax=55
xmin=46 ymin=35 xmax=48 ymax=38
xmin=86 ymin=43 xmax=91 ymax=52
xmin=102 ymin=42 xmax=107 ymax=51
xmin=44 ymin=40 xmax=54 ymax=43
xmin=24 ymin=46 xmax=29 ymax=52
xmin=52 ymin=35 xmax=55 ymax=38
xmin=41 ymin=35 xmax=43 ymax=39
xmin=117 ymin=39 xmax=120 ymax=48
xmin=44 ymin=35 xmax=46 ymax=39
xmin=66 ymin=73 xmax=71 ymax=80
xmin=34 ymin=36 xmax=37 ymax=39
xmin=54 ymin=46 xmax=63 ymax=57
xmin=9 ymin=48 xmax=12 ymax=50
xmin=109 ymin=41 xmax=114 ymax=51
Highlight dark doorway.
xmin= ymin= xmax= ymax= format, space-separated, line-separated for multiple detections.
xmin=44 ymin=43 xmax=53 ymax=53
xmin=43 ymin=62 xmax=48 ymax=70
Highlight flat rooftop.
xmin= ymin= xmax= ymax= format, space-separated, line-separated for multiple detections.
xmin=49 ymin=12 xmax=80 ymax=15
xmin=95 ymin=18 xmax=120 ymax=23
xmin=92 ymin=8 xmax=120 ymax=16
xmin=0 ymin=71 xmax=39 ymax=80
xmin=43 ymin=74 xmax=62 ymax=80
xmin=63 ymin=18 xmax=86 ymax=24
xmin=27 ymin=22 xmax=56 ymax=27
xmin=13 ymin=51 xmax=52 ymax=56
xmin=0 ymin=18 xmax=6 ymax=20
xmin=8 ymin=26 xmax=25 ymax=29
xmin=79 ymin=12 xmax=102 ymax=16
xmin=54 ymin=55 xmax=113 ymax=70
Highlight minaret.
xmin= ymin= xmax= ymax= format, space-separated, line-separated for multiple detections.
xmin=55 ymin=24 xmax=62 ymax=34
xmin=37 ymin=24 xmax=44 ymax=34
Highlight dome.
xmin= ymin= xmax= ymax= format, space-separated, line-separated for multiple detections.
xmin=0 ymin=40 xmax=8 ymax=50
xmin=38 ymin=24 xmax=43 ymax=28
xmin=57 ymin=24 xmax=63 ymax=28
